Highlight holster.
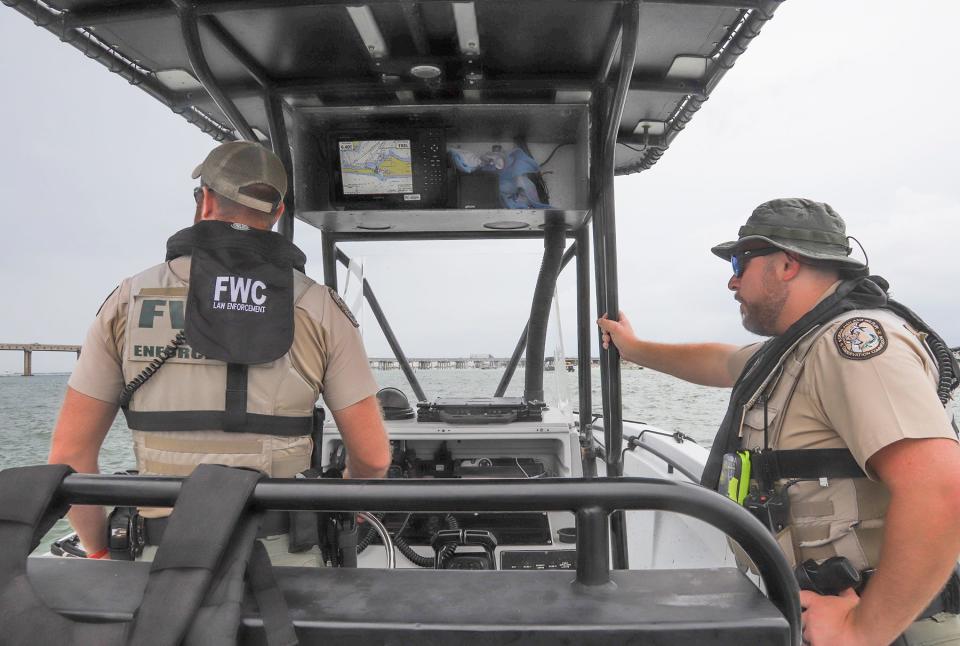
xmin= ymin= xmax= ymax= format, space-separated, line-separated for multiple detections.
xmin=288 ymin=466 xmax=323 ymax=553
xmin=106 ymin=506 xmax=145 ymax=561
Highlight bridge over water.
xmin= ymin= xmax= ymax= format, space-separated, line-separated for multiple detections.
xmin=0 ymin=343 xmax=614 ymax=376
xmin=0 ymin=343 xmax=81 ymax=376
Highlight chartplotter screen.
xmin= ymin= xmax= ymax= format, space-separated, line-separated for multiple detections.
xmin=338 ymin=139 xmax=414 ymax=195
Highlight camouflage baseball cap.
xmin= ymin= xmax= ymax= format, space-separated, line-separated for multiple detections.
xmin=711 ymin=198 xmax=866 ymax=270
xmin=192 ymin=141 xmax=288 ymax=213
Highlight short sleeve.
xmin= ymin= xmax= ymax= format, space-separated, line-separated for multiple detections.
xmin=68 ymin=285 xmax=127 ymax=404
xmin=727 ymin=342 xmax=762 ymax=381
xmin=291 ymin=284 xmax=378 ymax=411
xmin=807 ymin=320 xmax=957 ymax=473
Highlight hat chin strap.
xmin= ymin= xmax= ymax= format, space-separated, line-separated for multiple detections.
xmin=847 ymin=235 xmax=869 ymax=268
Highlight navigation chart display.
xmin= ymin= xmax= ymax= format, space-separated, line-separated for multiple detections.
xmin=338 ymin=139 xmax=414 ymax=195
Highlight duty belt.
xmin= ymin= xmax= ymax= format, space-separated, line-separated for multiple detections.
xmin=144 ymin=509 xmax=290 ymax=545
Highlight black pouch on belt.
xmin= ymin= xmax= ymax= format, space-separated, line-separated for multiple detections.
xmin=288 ymin=468 xmax=323 ymax=553
xmin=106 ymin=506 xmax=145 ymax=561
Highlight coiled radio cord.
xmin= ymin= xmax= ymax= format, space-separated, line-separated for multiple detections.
xmin=118 ymin=331 xmax=187 ymax=408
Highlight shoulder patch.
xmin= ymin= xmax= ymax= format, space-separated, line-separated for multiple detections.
xmin=834 ymin=317 xmax=887 ymax=360
xmin=327 ymin=287 xmax=359 ymax=328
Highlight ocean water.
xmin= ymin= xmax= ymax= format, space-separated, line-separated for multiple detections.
xmin=0 ymin=367 xmax=729 ymax=554
xmin=4 ymin=368 xmax=954 ymax=555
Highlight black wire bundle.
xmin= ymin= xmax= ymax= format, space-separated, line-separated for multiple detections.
xmin=356 ymin=513 xmax=459 ymax=568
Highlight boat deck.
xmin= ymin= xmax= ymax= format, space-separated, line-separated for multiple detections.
xmin=29 ymin=557 xmax=790 ymax=645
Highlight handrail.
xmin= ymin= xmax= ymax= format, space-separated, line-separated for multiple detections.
xmin=55 ymin=473 xmax=801 ymax=645
xmin=335 ymin=249 xmax=428 ymax=402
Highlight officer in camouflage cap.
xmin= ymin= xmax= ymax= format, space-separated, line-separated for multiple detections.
xmin=598 ymin=198 xmax=960 ymax=645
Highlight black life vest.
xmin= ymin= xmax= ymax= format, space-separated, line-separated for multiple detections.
xmin=702 ymin=275 xmax=959 ymax=489
xmin=0 ymin=464 xmax=296 ymax=646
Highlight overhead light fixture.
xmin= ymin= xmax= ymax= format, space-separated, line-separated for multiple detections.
xmin=665 ymin=56 xmax=708 ymax=80
xmin=452 ymin=2 xmax=480 ymax=57
xmin=346 ymin=6 xmax=388 ymax=59
xmin=484 ymin=220 xmax=529 ymax=230
xmin=410 ymin=64 xmax=442 ymax=80
xmin=555 ymin=90 xmax=592 ymax=104
xmin=155 ymin=69 xmax=203 ymax=91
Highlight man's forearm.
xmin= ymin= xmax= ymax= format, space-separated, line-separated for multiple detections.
xmin=622 ymin=340 xmax=739 ymax=387
xmin=48 ymin=387 xmax=118 ymax=556
xmin=345 ymin=454 xmax=388 ymax=479
xmin=331 ymin=395 xmax=391 ymax=479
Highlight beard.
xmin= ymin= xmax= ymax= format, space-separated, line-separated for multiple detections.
xmin=739 ymin=262 xmax=788 ymax=337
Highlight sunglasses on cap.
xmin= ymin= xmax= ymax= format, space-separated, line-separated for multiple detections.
xmin=731 ymin=246 xmax=782 ymax=278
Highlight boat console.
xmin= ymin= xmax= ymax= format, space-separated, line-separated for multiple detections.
xmin=322 ymin=405 xmax=581 ymax=570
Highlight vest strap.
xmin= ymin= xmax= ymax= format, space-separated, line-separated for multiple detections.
xmin=225 ymin=363 xmax=249 ymax=433
xmin=247 ymin=541 xmax=299 ymax=646
xmin=752 ymin=449 xmax=866 ymax=489
xmin=122 ymin=409 xmax=313 ymax=436
xmin=128 ymin=465 xmax=262 ymax=646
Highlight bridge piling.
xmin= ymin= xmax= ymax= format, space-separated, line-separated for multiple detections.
xmin=1 ymin=343 xmax=83 ymax=376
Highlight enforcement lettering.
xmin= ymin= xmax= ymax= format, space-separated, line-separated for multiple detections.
xmin=132 ymin=344 xmax=206 ymax=360
xmin=835 ymin=317 xmax=887 ymax=360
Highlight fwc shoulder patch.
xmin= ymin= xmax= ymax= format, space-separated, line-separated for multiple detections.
xmin=328 ymin=287 xmax=359 ymax=328
xmin=835 ymin=317 xmax=887 ymax=360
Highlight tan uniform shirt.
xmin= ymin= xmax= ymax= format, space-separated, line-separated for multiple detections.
xmin=728 ymin=297 xmax=956 ymax=567
xmin=69 ymin=256 xmax=378 ymax=412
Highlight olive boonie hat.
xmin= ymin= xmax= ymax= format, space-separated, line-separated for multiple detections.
xmin=711 ymin=198 xmax=867 ymax=270
xmin=192 ymin=141 xmax=288 ymax=213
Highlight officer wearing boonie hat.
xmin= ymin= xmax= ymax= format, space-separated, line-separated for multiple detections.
xmin=597 ymin=197 xmax=960 ymax=645
xmin=710 ymin=197 xmax=867 ymax=274
xmin=49 ymin=140 xmax=391 ymax=566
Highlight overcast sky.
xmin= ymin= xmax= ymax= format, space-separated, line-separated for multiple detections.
xmin=1 ymin=1 xmax=957 ymax=375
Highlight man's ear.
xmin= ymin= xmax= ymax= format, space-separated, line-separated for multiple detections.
xmin=781 ymin=252 xmax=803 ymax=281
xmin=270 ymin=201 xmax=285 ymax=229
xmin=200 ymin=186 xmax=217 ymax=221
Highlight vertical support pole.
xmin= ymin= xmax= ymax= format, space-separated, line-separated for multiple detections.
xmin=321 ymin=232 xmax=338 ymax=291
xmin=575 ymin=506 xmax=610 ymax=586
xmin=590 ymin=1 xmax=641 ymax=570
xmin=23 ymin=350 xmax=32 ymax=377
xmin=265 ymin=94 xmax=295 ymax=241
xmin=576 ymin=226 xmax=596 ymax=478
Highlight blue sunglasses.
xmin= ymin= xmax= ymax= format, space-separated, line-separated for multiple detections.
xmin=731 ymin=246 xmax=782 ymax=278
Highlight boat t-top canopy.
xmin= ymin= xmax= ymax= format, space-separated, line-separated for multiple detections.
xmin=8 ymin=0 xmax=780 ymax=238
